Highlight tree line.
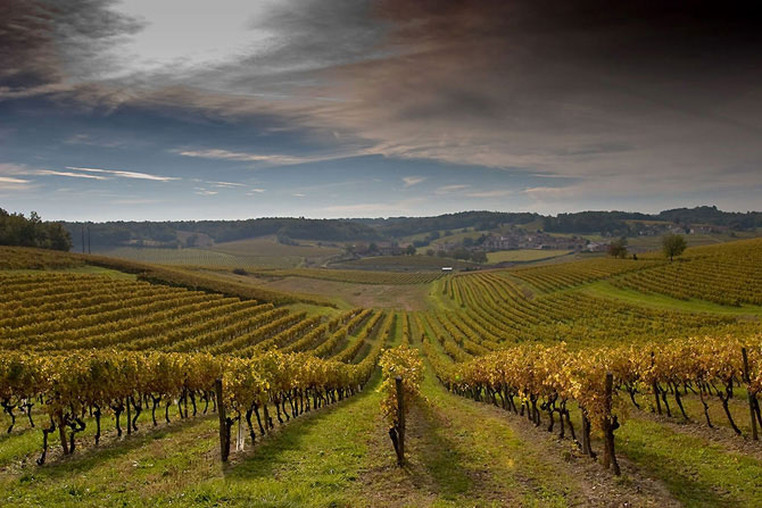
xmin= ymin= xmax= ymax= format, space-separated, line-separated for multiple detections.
xmin=56 ymin=205 xmax=762 ymax=251
xmin=544 ymin=206 xmax=762 ymax=234
xmin=0 ymin=209 xmax=71 ymax=251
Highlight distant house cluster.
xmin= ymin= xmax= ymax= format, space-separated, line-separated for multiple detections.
xmin=476 ymin=231 xmax=589 ymax=252
xmin=621 ymin=220 xmax=728 ymax=238
xmin=341 ymin=218 xmax=734 ymax=265
xmin=348 ymin=241 xmax=409 ymax=257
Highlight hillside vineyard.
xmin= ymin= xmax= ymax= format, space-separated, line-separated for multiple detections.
xmin=4 ymin=0 xmax=762 ymax=500
xmin=1 ymin=239 xmax=762 ymax=505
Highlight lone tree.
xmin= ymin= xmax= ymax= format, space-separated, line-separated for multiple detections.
xmin=662 ymin=233 xmax=687 ymax=262
xmin=607 ymin=237 xmax=628 ymax=259
xmin=470 ymin=250 xmax=488 ymax=264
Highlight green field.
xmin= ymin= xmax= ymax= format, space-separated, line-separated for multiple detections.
xmin=96 ymin=246 xmax=263 ymax=267
xmin=214 ymin=236 xmax=342 ymax=261
xmin=244 ymin=267 xmax=442 ymax=285
xmin=96 ymin=236 xmax=343 ymax=270
xmin=626 ymin=231 xmax=761 ymax=251
xmin=486 ymin=249 xmax=572 ymax=263
xmin=335 ymin=255 xmax=476 ymax=270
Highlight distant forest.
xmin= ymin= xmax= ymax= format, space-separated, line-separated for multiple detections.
xmin=0 ymin=209 xmax=71 ymax=251
xmin=542 ymin=206 xmax=762 ymax=235
xmin=62 ymin=212 xmax=542 ymax=250
xmin=55 ymin=206 xmax=762 ymax=252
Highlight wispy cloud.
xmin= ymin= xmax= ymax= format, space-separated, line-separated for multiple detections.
xmin=66 ymin=167 xmax=179 ymax=182
xmin=1 ymin=163 xmax=35 ymax=175
xmin=531 ymin=172 xmax=580 ymax=179
xmin=435 ymin=184 xmax=470 ymax=195
xmin=465 ymin=189 xmax=514 ymax=199
xmin=1 ymin=164 xmax=178 ymax=185
xmin=38 ymin=169 xmax=108 ymax=180
xmin=173 ymin=148 xmax=361 ymax=168
xmin=0 ymin=164 xmax=37 ymax=192
xmin=522 ymin=186 xmax=571 ymax=197
xmin=176 ymin=149 xmax=305 ymax=165
xmin=0 ymin=176 xmax=32 ymax=190
xmin=292 ymin=193 xmax=306 ymax=197
xmin=403 ymin=176 xmax=425 ymax=187
xmin=64 ymin=134 xmax=126 ymax=148
xmin=194 ymin=188 xmax=218 ymax=196
xmin=208 ymin=181 xmax=246 ymax=188
xmin=0 ymin=176 xmax=30 ymax=184
xmin=247 ymin=188 xmax=266 ymax=195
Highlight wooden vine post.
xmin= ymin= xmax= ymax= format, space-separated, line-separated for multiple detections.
xmin=215 ymin=378 xmax=230 ymax=462
xmin=741 ymin=348 xmax=759 ymax=441
xmin=580 ymin=411 xmax=594 ymax=458
xmin=389 ymin=376 xmax=406 ymax=465
xmin=651 ymin=351 xmax=662 ymax=415
xmin=601 ymin=372 xmax=621 ymax=475
xmin=397 ymin=376 xmax=406 ymax=464
xmin=56 ymin=410 xmax=69 ymax=455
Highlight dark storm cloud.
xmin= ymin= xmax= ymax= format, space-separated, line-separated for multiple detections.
xmin=376 ymin=0 xmax=762 ymax=48
xmin=261 ymin=0 xmax=762 ymax=198
xmin=365 ymin=0 xmax=762 ymax=125
xmin=243 ymin=0 xmax=384 ymax=71
xmin=0 ymin=1 xmax=56 ymax=89
xmin=0 ymin=0 xmax=143 ymax=93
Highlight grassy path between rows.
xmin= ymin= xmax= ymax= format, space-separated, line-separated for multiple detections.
xmin=616 ymin=413 xmax=762 ymax=507
xmin=3 ymin=354 xmax=762 ymax=506
xmin=0 ymin=366 xmax=576 ymax=507
xmin=0 ymin=363 xmax=662 ymax=507
xmin=186 ymin=365 xmax=584 ymax=507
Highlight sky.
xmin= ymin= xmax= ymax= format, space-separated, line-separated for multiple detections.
xmin=1 ymin=0 xmax=761 ymax=221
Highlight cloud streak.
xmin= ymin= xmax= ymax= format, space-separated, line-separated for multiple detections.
xmin=208 ymin=181 xmax=246 ymax=188
xmin=0 ymin=176 xmax=33 ymax=192
xmin=174 ymin=148 xmax=362 ymax=168
xmin=65 ymin=166 xmax=179 ymax=182
xmin=465 ymin=189 xmax=514 ymax=199
xmin=39 ymin=169 xmax=108 ymax=180
xmin=0 ymin=176 xmax=29 ymax=184
xmin=1 ymin=163 xmax=179 ymax=185
xmin=175 ymin=149 xmax=308 ymax=165
xmin=402 ymin=176 xmax=425 ymax=187
xmin=435 ymin=184 xmax=470 ymax=195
